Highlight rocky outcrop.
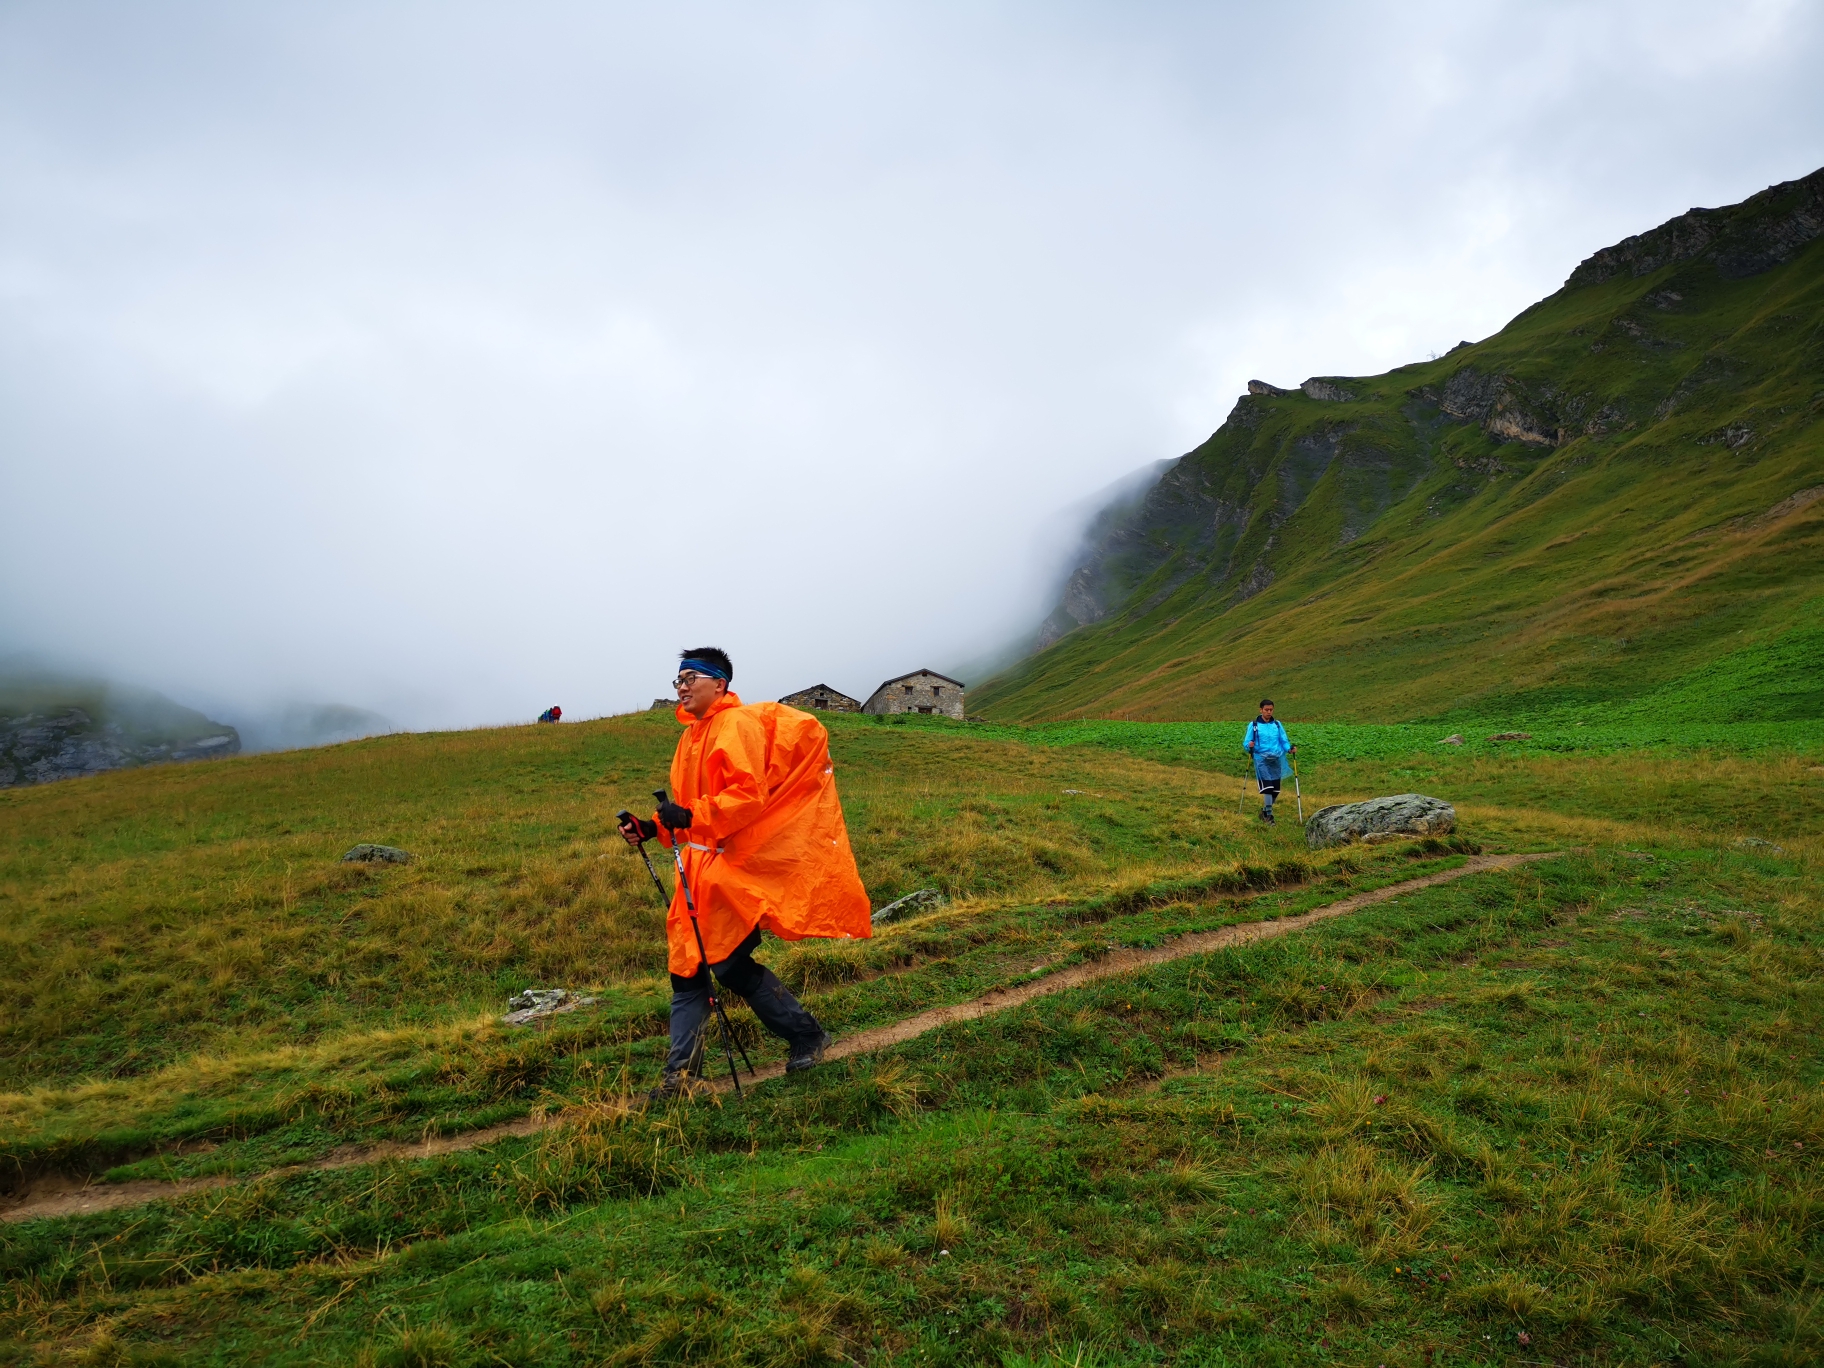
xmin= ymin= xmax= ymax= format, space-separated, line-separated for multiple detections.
xmin=342 ymin=844 xmax=414 ymax=864
xmin=500 ymin=988 xmax=598 ymax=1026
xmin=1022 ymin=381 xmax=1430 ymax=654
xmin=872 ymin=888 xmax=945 ymax=925
xmin=1565 ymin=166 xmax=1824 ymax=288
xmin=1438 ymin=367 xmax=1561 ymax=447
xmin=1032 ymin=455 xmax=1228 ymax=649
xmin=0 ymin=706 xmax=239 ymax=788
xmin=1304 ymin=794 xmax=1456 ymax=850
xmin=1302 ymin=378 xmax=1357 ymax=402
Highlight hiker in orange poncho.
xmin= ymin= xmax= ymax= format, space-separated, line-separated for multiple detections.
xmin=618 ymin=647 xmax=872 ymax=1098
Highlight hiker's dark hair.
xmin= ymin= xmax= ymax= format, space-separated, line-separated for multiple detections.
xmin=680 ymin=647 xmax=733 ymax=682
xmin=1259 ymin=698 xmax=1274 ymax=708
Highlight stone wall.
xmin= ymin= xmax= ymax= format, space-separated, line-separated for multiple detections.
xmin=780 ymin=685 xmax=861 ymax=713
xmin=862 ymin=670 xmax=966 ymax=719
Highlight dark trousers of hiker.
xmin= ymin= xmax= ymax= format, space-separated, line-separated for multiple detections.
xmin=1254 ymin=755 xmax=1283 ymax=815
xmin=666 ymin=926 xmax=823 ymax=1077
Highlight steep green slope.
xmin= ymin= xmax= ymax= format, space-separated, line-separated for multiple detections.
xmin=977 ymin=168 xmax=1824 ymax=722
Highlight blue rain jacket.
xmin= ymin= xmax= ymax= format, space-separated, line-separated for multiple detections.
xmin=1242 ymin=717 xmax=1292 ymax=760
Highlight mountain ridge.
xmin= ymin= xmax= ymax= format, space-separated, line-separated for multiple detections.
xmin=973 ymin=166 xmax=1824 ymax=722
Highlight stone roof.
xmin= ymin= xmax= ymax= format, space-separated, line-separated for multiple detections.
xmin=871 ymin=668 xmax=966 ymax=693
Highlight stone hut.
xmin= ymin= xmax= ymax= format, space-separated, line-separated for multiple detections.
xmin=862 ymin=669 xmax=966 ymax=719
xmin=779 ymin=684 xmax=861 ymax=713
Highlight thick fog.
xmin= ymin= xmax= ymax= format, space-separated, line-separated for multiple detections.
xmin=3 ymin=1 xmax=1820 ymax=737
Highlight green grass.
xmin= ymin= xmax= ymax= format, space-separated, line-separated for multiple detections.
xmin=3 ymin=711 xmax=1822 ymax=1364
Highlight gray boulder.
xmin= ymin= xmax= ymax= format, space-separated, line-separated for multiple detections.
xmin=342 ymin=843 xmax=413 ymax=864
xmin=1305 ymin=794 xmax=1456 ymax=850
xmin=1301 ymin=378 xmax=1358 ymax=402
xmin=872 ymin=888 xmax=945 ymax=926
xmin=501 ymin=987 xmax=598 ymax=1026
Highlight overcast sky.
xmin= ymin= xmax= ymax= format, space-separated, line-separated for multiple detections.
xmin=3 ymin=0 xmax=1820 ymax=736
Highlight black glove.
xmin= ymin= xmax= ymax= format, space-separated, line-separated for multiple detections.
xmin=617 ymin=811 xmax=658 ymax=843
xmin=656 ymin=798 xmax=694 ymax=831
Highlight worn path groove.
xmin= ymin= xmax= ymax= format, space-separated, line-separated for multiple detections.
xmin=2 ymin=850 xmax=1562 ymax=1224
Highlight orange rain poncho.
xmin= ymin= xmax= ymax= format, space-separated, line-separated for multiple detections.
xmin=652 ymin=692 xmax=872 ymax=976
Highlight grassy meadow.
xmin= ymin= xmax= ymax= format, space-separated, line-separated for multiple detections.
xmin=2 ymin=709 xmax=1822 ymax=1365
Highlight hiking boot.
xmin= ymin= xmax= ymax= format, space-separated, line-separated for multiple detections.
xmin=786 ymin=1031 xmax=831 ymax=1073
xmin=645 ymin=1071 xmax=693 ymax=1104
xmin=1259 ymin=809 xmax=1275 ymax=824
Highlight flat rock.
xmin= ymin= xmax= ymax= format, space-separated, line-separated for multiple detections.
xmin=872 ymin=888 xmax=946 ymax=926
xmin=1488 ymin=731 xmax=1532 ymax=741
xmin=1305 ymin=794 xmax=1456 ymax=850
xmin=342 ymin=843 xmax=413 ymax=864
xmin=1301 ymin=378 xmax=1357 ymax=402
xmin=501 ymin=987 xmax=597 ymax=1026
xmin=1437 ymin=734 xmax=1464 ymax=745
xmin=1735 ymin=837 xmax=1786 ymax=854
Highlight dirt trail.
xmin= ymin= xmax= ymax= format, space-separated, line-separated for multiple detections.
xmin=724 ymin=850 xmax=1560 ymax=1087
xmin=0 ymin=1117 xmax=548 ymax=1225
xmin=2 ymin=850 xmax=1560 ymax=1224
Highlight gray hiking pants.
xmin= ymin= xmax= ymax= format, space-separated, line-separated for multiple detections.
xmin=666 ymin=926 xmax=822 ymax=1076
xmin=1254 ymin=753 xmax=1283 ymax=811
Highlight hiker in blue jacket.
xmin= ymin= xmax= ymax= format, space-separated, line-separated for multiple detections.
xmin=1242 ymin=699 xmax=1296 ymax=824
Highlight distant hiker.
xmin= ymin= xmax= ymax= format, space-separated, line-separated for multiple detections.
xmin=538 ymin=706 xmax=562 ymax=723
xmin=1243 ymin=698 xmax=1296 ymax=824
xmin=619 ymin=647 xmax=871 ymax=1100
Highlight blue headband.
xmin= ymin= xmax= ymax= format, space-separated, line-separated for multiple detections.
xmin=678 ymin=658 xmax=729 ymax=681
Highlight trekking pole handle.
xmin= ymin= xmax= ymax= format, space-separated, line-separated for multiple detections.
xmin=653 ymin=788 xmax=690 ymax=831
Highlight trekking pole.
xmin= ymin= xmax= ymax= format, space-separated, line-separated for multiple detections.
xmin=617 ymin=810 xmax=670 ymax=904
xmin=654 ymin=790 xmax=754 ymax=1094
xmin=1290 ymin=752 xmax=1304 ymax=824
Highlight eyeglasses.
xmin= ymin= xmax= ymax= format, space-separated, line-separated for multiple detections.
xmin=673 ymin=672 xmax=709 ymax=690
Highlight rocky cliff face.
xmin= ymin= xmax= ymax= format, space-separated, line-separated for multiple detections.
xmin=0 ymin=678 xmax=241 ymax=788
xmin=1030 ymin=379 xmax=1434 ymax=646
xmin=1563 ymin=170 xmax=1824 ymax=288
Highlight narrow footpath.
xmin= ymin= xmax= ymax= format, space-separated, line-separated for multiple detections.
xmin=2 ymin=850 xmax=1561 ymax=1224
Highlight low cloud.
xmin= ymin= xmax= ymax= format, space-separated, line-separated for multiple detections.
xmin=2 ymin=1 xmax=1819 ymax=727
